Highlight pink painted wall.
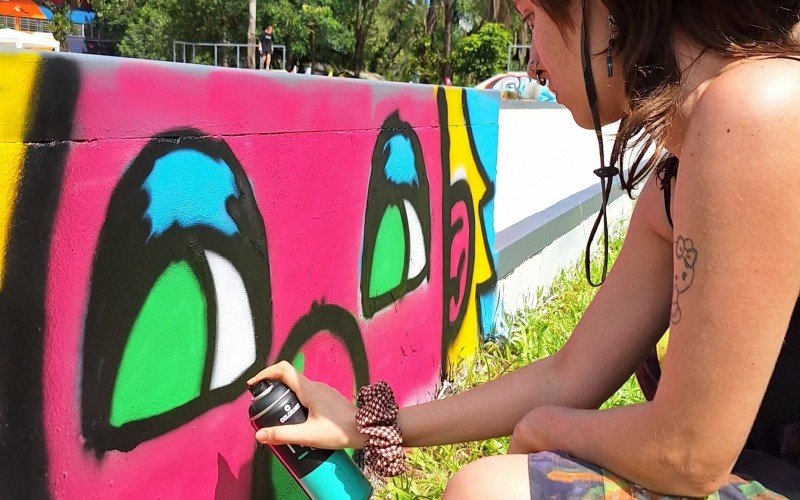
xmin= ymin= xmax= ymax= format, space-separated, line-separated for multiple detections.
xmin=0 ymin=52 xmax=498 ymax=499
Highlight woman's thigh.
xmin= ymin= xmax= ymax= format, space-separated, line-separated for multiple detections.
xmin=526 ymin=450 xmax=783 ymax=499
xmin=444 ymin=451 xmax=784 ymax=499
xmin=443 ymin=454 xmax=530 ymax=499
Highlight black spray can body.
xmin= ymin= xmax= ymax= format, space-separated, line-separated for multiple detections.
xmin=248 ymin=381 xmax=373 ymax=500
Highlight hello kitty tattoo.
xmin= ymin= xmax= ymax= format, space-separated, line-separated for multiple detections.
xmin=671 ymin=235 xmax=698 ymax=325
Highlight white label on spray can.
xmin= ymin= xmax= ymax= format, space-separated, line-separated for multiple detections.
xmin=279 ymin=402 xmax=301 ymax=423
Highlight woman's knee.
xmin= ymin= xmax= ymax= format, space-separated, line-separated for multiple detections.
xmin=443 ymin=455 xmax=530 ymax=499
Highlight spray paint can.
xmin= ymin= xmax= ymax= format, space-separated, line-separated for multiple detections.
xmin=248 ymin=380 xmax=373 ymax=500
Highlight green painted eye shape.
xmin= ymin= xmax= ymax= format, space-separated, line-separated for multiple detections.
xmin=110 ymin=260 xmax=207 ymax=427
xmin=109 ymin=251 xmax=257 ymax=428
xmin=369 ymin=204 xmax=405 ymax=298
xmin=368 ymin=200 xmax=426 ymax=300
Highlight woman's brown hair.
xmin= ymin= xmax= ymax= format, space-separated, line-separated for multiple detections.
xmin=535 ymin=0 xmax=800 ymax=193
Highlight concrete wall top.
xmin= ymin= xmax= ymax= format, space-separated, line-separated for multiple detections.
xmin=0 ymin=50 xmax=499 ymax=143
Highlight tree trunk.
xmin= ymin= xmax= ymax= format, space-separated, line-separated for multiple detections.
xmin=311 ymin=30 xmax=316 ymax=72
xmin=352 ymin=0 xmax=377 ymax=78
xmin=247 ymin=0 xmax=257 ymax=69
xmin=443 ymin=0 xmax=455 ymax=59
xmin=353 ymin=0 xmax=364 ymax=77
xmin=485 ymin=0 xmax=511 ymax=24
xmin=425 ymin=0 xmax=439 ymax=36
xmin=353 ymin=35 xmax=364 ymax=77
xmin=221 ymin=27 xmax=229 ymax=67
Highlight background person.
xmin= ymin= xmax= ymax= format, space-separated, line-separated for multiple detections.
xmin=259 ymin=25 xmax=274 ymax=70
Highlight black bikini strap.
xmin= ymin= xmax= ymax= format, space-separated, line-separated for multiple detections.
xmin=660 ymin=156 xmax=679 ymax=228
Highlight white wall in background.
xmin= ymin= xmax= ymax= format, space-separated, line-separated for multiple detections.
xmin=495 ymin=102 xmax=619 ymax=232
xmin=497 ymin=196 xmax=634 ymax=318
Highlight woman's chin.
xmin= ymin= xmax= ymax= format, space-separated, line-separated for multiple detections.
xmin=567 ymin=108 xmax=596 ymax=130
xmin=567 ymin=107 xmax=621 ymax=130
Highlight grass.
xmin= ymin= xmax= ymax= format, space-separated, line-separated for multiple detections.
xmin=374 ymin=226 xmax=644 ymax=499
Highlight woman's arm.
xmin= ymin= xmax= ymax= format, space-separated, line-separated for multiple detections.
xmin=251 ymin=174 xmax=674 ymax=449
xmin=509 ymin=61 xmax=800 ymax=496
xmin=399 ymin=180 xmax=675 ymax=446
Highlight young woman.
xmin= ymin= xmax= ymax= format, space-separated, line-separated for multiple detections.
xmin=249 ymin=1 xmax=800 ymax=497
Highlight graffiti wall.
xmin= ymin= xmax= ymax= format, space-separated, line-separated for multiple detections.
xmin=0 ymin=51 xmax=498 ymax=499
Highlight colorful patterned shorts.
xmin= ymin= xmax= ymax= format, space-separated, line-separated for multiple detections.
xmin=528 ymin=451 xmax=785 ymax=499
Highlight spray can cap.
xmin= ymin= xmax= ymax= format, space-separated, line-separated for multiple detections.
xmin=248 ymin=380 xmax=272 ymax=398
xmin=248 ymin=379 xmax=292 ymax=406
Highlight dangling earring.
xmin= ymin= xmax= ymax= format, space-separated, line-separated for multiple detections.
xmin=606 ymin=14 xmax=618 ymax=78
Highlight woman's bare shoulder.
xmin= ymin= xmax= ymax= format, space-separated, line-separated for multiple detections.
xmin=678 ymin=57 xmax=800 ymax=175
xmin=693 ymin=57 xmax=800 ymax=129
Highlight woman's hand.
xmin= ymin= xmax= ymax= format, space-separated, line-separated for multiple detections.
xmin=247 ymin=361 xmax=366 ymax=450
xmin=507 ymin=406 xmax=559 ymax=455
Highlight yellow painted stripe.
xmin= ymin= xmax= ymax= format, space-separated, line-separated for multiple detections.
xmin=442 ymin=87 xmax=494 ymax=368
xmin=0 ymin=52 xmax=40 ymax=289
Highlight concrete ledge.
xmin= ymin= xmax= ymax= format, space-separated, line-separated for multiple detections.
xmin=496 ymin=181 xmax=627 ymax=279
xmin=500 ymin=100 xmax=564 ymax=111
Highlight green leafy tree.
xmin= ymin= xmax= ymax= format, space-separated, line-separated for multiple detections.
xmin=93 ymin=0 xmax=246 ymax=61
xmin=114 ymin=0 xmax=172 ymax=60
xmin=350 ymin=0 xmax=379 ymax=76
xmin=257 ymin=0 xmax=351 ymax=72
xmin=452 ymin=22 xmax=511 ymax=86
xmin=410 ymin=34 xmax=445 ymax=84
xmin=368 ymin=0 xmax=451 ymax=84
xmin=90 ymin=0 xmax=139 ymax=41
xmin=88 ymin=0 xmax=521 ymax=82
xmin=301 ymin=3 xmax=351 ymax=69
xmin=367 ymin=0 xmax=423 ymax=80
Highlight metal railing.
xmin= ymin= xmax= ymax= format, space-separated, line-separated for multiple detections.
xmin=507 ymin=44 xmax=530 ymax=73
xmin=173 ymin=41 xmax=286 ymax=70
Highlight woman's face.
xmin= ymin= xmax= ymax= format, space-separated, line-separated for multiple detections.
xmin=513 ymin=0 xmax=626 ymax=128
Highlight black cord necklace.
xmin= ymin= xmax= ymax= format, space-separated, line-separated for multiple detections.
xmin=581 ymin=0 xmax=619 ymax=287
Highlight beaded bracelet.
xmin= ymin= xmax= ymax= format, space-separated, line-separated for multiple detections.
xmin=355 ymin=381 xmax=405 ymax=477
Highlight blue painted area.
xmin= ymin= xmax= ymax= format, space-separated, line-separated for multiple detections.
xmin=143 ymin=149 xmax=239 ymax=238
xmin=466 ymin=90 xmax=501 ymax=339
xmin=538 ymin=87 xmax=557 ymax=103
xmin=480 ymin=200 xmax=500 ymax=339
xmin=383 ymin=134 xmax=419 ymax=185
xmin=70 ymin=9 xmax=97 ymax=24
xmin=480 ymin=289 xmax=501 ymax=338
xmin=464 ymin=90 xmax=499 ymax=180
xmin=39 ymin=5 xmax=53 ymax=20
xmin=301 ymin=451 xmax=373 ymax=500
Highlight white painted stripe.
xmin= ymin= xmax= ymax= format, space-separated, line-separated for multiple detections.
xmin=404 ymin=199 xmax=426 ymax=280
xmin=205 ymin=250 xmax=257 ymax=390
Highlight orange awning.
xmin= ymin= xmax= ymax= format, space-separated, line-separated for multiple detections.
xmin=0 ymin=1 xmax=48 ymax=20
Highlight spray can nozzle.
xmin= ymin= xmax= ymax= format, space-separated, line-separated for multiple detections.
xmin=248 ymin=380 xmax=272 ymax=398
